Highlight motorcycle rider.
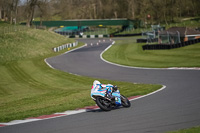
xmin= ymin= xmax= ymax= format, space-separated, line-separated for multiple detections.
xmin=91 ymin=80 xmax=131 ymax=110
xmin=91 ymin=80 xmax=117 ymax=99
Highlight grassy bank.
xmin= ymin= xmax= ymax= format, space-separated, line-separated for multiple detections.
xmin=103 ymin=38 xmax=200 ymax=68
xmin=0 ymin=26 xmax=161 ymax=122
xmin=167 ymin=126 xmax=200 ymax=133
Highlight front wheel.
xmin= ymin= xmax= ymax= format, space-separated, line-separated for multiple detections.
xmin=96 ymin=96 xmax=112 ymax=111
xmin=121 ymin=95 xmax=131 ymax=108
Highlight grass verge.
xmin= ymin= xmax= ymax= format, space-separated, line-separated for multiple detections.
xmin=0 ymin=26 xmax=161 ymax=122
xmin=103 ymin=38 xmax=200 ymax=68
xmin=167 ymin=126 xmax=200 ymax=133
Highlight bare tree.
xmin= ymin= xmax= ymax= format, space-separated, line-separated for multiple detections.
xmin=37 ymin=0 xmax=49 ymax=26
xmin=10 ymin=0 xmax=19 ymax=24
xmin=126 ymin=0 xmax=135 ymax=19
xmin=0 ymin=0 xmax=3 ymax=20
xmin=25 ymin=0 xmax=38 ymax=27
xmin=0 ymin=0 xmax=19 ymax=24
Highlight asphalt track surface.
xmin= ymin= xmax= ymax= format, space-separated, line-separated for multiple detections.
xmin=1 ymin=38 xmax=200 ymax=133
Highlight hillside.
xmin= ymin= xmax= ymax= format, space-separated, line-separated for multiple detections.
xmin=0 ymin=26 xmax=74 ymax=63
xmin=0 ymin=25 xmax=161 ymax=122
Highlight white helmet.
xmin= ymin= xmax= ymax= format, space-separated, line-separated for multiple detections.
xmin=93 ymin=80 xmax=101 ymax=86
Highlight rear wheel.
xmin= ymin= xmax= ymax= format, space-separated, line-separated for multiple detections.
xmin=121 ymin=95 xmax=131 ymax=108
xmin=96 ymin=96 xmax=112 ymax=111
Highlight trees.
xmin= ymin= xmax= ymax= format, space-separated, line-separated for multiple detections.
xmin=25 ymin=0 xmax=38 ymax=27
xmin=0 ymin=0 xmax=19 ymax=24
xmin=25 ymin=0 xmax=51 ymax=27
xmin=37 ymin=0 xmax=49 ymax=26
xmin=1 ymin=0 xmax=199 ymax=26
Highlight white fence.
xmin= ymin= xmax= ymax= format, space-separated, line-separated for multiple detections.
xmin=53 ymin=41 xmax=78 ymax=52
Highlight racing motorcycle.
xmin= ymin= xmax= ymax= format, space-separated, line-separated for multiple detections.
xmin=91 ymin=80 xmax=131 ymax=111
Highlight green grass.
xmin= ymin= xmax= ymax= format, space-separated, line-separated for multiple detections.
xmin=115 ymin=28 xmax=151 ymax=35
xmin=167 ymin=126 xmax=200 ymax=133
xmin=103 ymin=38 xmax=200 ymax=68
xmin=0 ymin=26 xmax=161 ymax=122
xmin=0 ymin=21 xmax=10 ymax=27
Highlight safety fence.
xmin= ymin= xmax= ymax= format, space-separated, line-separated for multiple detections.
xmin=111 ymin=33 xmax=141 ymax=37
xmin=53 ymin=41 xmax=78 ymax=52
xmin=137 ymin=38 xmax=158 ymax=43
xmin=74 ymin=34 xmax=109 ymax=38
xmin=142 ymin=38 xmax=200 ymax=50
xmin=54 ymin=27 xmax=109 ymax=38
xmin=54 ymin=31 xmax=109 ymax=38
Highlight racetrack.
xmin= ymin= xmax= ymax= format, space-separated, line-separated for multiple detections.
xmin=1 ymin=38 xmax=200 ymax=133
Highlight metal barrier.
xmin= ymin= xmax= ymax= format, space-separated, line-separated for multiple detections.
xmin=53 ymin=41 xmax=78 ymax=52
xmin=142 ymin=38 xmax=200 ymax=50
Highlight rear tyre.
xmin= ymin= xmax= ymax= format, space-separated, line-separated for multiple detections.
xmin=96 ymin=96 xmax=112 ymax=111
xmin=121 ymin=95 xmax=131 ymax=108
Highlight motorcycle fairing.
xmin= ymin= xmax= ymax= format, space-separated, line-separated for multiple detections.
xmin=112 ymin=90 xmax=122 ymax=106
xmin=91 ymin=84 xmax=107 ymax=100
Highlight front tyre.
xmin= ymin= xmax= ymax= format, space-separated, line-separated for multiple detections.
xmin=121 ymin=95 xmax=131 ymax=108
xmin=96 ymin=96 xmax=112 ymax=111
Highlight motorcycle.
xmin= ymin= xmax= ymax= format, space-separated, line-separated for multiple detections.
xmin=91 ymin=80 xmax=131 ymax=111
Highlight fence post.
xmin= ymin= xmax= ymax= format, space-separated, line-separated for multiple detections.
xmin=177 ymin=31 xmax=181 ymax=43
xmin=167 ymin=31 xmax=170 ymax=44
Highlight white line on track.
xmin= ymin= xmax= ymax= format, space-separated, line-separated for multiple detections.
xmin=44 ymin=44 xmax=87 ymax=70
xmin=129 ymin=85 xmax=166 ymax=101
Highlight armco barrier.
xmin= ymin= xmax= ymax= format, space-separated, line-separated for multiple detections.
xmin=111 ymin=33 xmax=141 ymax=37
xmin=137 ymin=39 xmax=147 ymax=43
xmin=142 ymin=38 xmax=200 ymax=50
xmin=68 ymin=34 xmax=109 ymax=38
xmin=56 ymin=31 xmax=143 ymax=38
xmin=53 ymin=41 xmax=78 ymax=52
xmin=55 ymin=31 xmax=109 ymax=38
xmin=137 ymin=38 xmax=158 ymax=43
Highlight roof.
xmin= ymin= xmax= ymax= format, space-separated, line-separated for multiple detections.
xmin=159 ymin=27 xmax=200 ymax=37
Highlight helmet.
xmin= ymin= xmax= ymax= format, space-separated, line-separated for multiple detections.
xmin=93 ymin=80 xmax=101 ymax=86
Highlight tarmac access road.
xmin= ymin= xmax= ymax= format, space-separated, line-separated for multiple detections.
xmin=1 ymin=38 xmax=200 ymax=133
